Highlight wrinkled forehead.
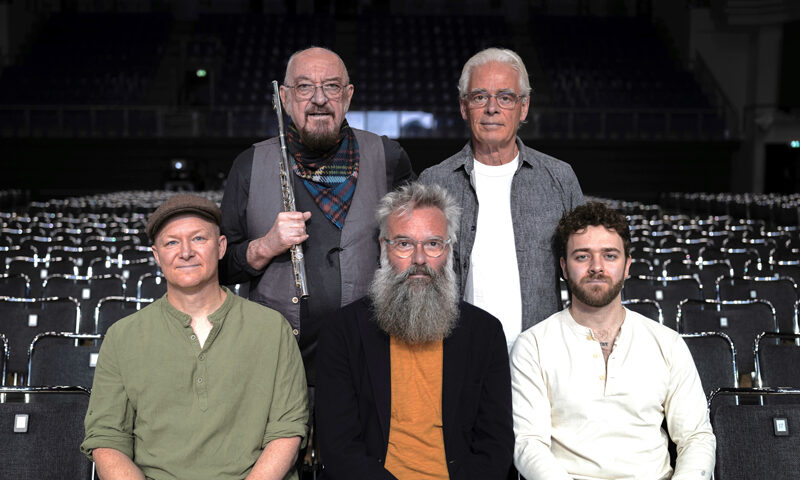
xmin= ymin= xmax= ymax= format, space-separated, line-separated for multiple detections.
xmin=288 ymin=49 xmax=347 ymax=82
xmin=387 ymin=206 xmax=448 ymax=237
xmin=467 ymin=61 xmax=521 ymax=93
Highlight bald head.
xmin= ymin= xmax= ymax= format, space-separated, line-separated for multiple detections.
xmin=284 ymin=47 xmax=350 ymax=85
xmin=279 ymin=47 xmax=354 ymax=151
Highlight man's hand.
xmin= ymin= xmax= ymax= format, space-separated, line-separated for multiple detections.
xmin=246 ymin=211 xmax=311 ymax=270
xmin=93 ymin=448 xmax=146 ymax=480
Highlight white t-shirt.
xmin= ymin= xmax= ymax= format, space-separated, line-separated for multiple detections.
xmin=464 ymin=155 xmax=522 ymax=350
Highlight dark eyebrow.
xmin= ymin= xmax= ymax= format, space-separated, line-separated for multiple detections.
xmin=569 ymin=247 xmax=622 ymax=254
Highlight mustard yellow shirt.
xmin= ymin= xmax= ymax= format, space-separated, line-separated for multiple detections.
xmin=384 ymin=336 xmax=449 ymax=479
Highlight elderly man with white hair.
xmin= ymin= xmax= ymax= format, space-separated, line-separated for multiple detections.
xmin=420 ymin=47 xmax=584 ymax=348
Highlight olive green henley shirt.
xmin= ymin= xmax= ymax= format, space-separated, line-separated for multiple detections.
xmin=81 ymin=287 xmax=308 ymax=480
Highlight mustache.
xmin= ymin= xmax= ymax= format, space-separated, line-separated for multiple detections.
xmin=305 ymin=106 xmax=333 ymax=115
xmin=399 ymin=264 xmax=436 ymax=280
xmin=369 ymin=252 xmax=460 ymax=344
xmin=583 ymin=273 xmax=610 ymax=282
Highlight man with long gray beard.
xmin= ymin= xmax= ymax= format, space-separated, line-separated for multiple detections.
xmin=315 ymin=182 xmax=514 ymax=480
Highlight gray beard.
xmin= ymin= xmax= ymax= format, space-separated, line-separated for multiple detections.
xmin=369 ymin=253 xmax=460 ymax=344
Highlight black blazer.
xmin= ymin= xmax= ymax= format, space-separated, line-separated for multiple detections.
xmin=316 ymin=297 xmax=514 ymax=480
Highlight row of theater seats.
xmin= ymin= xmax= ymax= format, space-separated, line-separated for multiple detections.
xmin=4 ymin=249 xmax=159 ymax=292
xmin=2 ymin=191 xmax=800 ymax=479
xmin=661 ymin=191 xmax=800 ymax=227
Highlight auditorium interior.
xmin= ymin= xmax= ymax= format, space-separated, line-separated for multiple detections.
xmin=1 ymin=0 xmax=800 ymax=478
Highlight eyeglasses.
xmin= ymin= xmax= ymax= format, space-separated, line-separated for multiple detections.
xmin=285 ymin=82 xmax=347 ymax=100
xmin=383 ymin=236 xmax=451 ymax=258
xmin=463 ymin=90 xmax=524 ymax=109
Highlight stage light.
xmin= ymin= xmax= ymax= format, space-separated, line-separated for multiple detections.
xmin=790 ymin=140 xmax=800 ymax=148
xmin=196 ymin=69 xmax=207 ymax=78
xmin=170 ymin=159 xmax=189 ymax=171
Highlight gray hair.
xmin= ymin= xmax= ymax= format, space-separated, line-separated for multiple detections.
xmin=284 ymin=46 xmax=350 ymax=85
xmin=376 ymin=182 xmax=460 ymax=243
xmin=457 ymin=47 xmax=532 ymax=98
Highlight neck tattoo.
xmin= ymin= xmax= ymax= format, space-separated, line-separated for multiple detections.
xmin=599 ymin=341 xmax=609 ymax=347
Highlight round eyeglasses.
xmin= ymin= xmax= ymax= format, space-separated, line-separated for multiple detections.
xmin=383 ymin=237 xmax=451 ymax=258
xmin=285 ymin=82 xmax=347 ymax=100
xmin=463 ymin=90 xmax=524 ymax=109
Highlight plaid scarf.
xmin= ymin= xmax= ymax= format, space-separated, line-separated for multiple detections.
xmin=286 ymin=119 xmax=359 ymax=230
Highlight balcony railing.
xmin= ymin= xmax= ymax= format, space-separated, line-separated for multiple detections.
xmin=0 ymin=105 xmax=731 ymax=140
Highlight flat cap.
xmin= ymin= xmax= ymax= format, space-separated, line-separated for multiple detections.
xmin=146 ymin=194 xmax=222 ymax=242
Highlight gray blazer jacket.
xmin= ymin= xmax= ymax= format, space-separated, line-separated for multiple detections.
xmin=419 ymin=137 xmax=584 ymax=331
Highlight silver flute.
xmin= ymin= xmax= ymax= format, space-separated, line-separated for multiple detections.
xmin=272 ymin=80 xmax=309 ymax=299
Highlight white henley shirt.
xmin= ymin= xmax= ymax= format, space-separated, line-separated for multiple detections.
xmin=510 ymin=308 xmax=715 ymax=480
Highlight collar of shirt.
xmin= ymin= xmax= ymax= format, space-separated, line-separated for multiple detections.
xmin=457 ymin=136 xmax=531 ymax=175
xmin=160 ymin=286 xmax=235 ymax=330
xmin=561 ymin=307 xmax=631 ymax=350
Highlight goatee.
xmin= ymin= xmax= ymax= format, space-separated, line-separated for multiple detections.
xmin=300 ymin=111 xmax=340 ymax=151
xmin=369 ymin=253 xmax=460 ymax=344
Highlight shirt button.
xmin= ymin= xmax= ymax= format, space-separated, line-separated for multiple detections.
xmin=586 ymin=335 xmax=593 ymax=341
xmin=197 ymin=377 xmax=203 ymax=384
xmin=593 ymin=353 xmax=599 ymax=359
xmin=198 ymin=354 xmax=205 ymax=361
xmin=599 ymin=375 xmax=605 ymax=381
xmin=291 ymin=296 xmax=299 ymax=304
xmin=292 ymin=329 xmax=299 ymax=336
xmin=190 ymin=334 xmax=196 ymax=340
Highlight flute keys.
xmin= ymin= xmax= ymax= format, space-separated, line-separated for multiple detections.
xmin=292 ymin=296 xmax=299 ymax=304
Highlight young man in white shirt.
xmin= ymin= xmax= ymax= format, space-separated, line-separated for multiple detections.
xmin=510 ymin=202 xmax=715 ymax=480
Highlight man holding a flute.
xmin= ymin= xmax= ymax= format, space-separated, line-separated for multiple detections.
xmin=219 ymin=46 xmax=414 ymax=387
